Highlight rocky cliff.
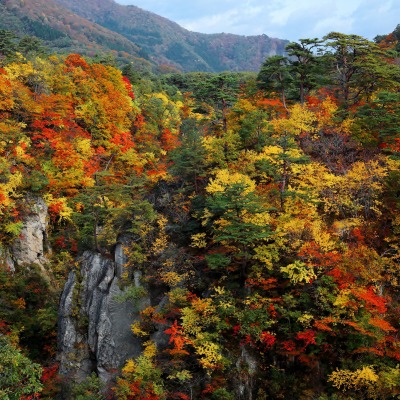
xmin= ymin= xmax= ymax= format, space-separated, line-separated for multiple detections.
xmin=58 ymin=248 xmax=148 ymax=383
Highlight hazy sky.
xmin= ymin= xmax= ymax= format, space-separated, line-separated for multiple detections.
xmin=115 ymin=0 xmax=398 ymax=41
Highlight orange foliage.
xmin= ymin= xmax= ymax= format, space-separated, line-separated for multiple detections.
xmin=161 ymin=129 xmax=180 ymax=152
xmin=245 ymin=277 xmax=277 ymax=291
xmin=164 ymin=320 xmax=189 ymax=356
xmin=369 ymin=317 xmax=396 ymax=332
xmin=343 ymin=321 xmax=374 ymax=337
xmin=298 ymin=242 xmax=342 ymax=268
xmin=352 ymin=287 xmax=387 ymax=314
xmin=64 ymin=53 xmax=89 ymax=70
xmin=314 ymin=316 xmax=336 ymax=332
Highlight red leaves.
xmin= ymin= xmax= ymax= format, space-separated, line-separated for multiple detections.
xmin=169 ymin=393 xmax=190 ymax=400
xmin=260 ymin=331 xmax=276 ymax=348
xmin=298 ymin=242 xmax=342 ymax=269
xmin=48 ymin=201 xmax=65 ymax=220
xmin=41 ymin=363 xmax=59 ymax=383
xmin=295 ymin=330 xmax=317 ymax=347
xmin=122 ymin=76 xmax=135 ymax=100
xmin=110 ymin=131 xmax=135 ymax=152
xmin=281 ymin=340 xmax=297 ymax=352
xmin=327 ymin=267 xmax=355 ymax=289
xmin=245 ymin=277 xmax=277 ymax=291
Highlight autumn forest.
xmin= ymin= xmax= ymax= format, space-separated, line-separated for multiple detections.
xmin=1 ymin=25 xmax=400 ymax=400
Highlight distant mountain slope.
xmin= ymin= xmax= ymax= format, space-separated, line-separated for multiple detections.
xmin=54 ymin=0 xmax=289 ymax=72
xmin=0 ymin=0 xmax=149 ymax=64
xmin=0 ymin=0 xmax=289 ymax=72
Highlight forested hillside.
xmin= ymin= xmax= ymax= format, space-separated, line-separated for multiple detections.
xmin=0 ymin=0 xmax=288 ymax=72
xmin=1 ymin=27 xmax=400 ymax=399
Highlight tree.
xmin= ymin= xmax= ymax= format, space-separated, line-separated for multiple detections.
xmin=169 ymin=119 xmax=206 ymax=193
xmin=200 ymin=170 xmax=273 ymax=281
xmin=286 ymin=38 xmax=323 ymax=104
xmin=0 ymin=30 xmax=17 ymax=62
xmin=0 ymin=336 xmax=43 ymax=399
xmin=194 ymin=72 xmax=241 ymax=133
xmin=322 ymin=32 xmax=400 ymax=107
xmin=257 ymin=55 xmax=292 ymax=111
xmin=352 ymin=91 xmax=400 ymax=149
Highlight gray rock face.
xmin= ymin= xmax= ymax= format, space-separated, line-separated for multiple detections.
xmin=11 ymin=196 xmax=49 ymax=268
xmin=58 ymin=251 xmax=147 ymax=383
xmin=234 ymin=346 xmax=258 ymax=400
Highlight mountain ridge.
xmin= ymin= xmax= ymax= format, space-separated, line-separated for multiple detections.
xmin=0 ymin=0 xmax=289 ymax=72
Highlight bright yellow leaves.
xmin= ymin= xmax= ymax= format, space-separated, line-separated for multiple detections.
xmin=181 ymin=298 xmax=217 ymax=336
xmin=206 ymin=169 xmax=255 ymax=194
xmin=190 ymin=232 xmax=207 ymax=248
xmin=151 ymin=216 xmax=169 ymax=255
xmin=271 ymin=104 xmax=317 ymax=136
xmin=0 ymin=171 xmax=23 ymax=212
xmin=320 ymin=159 xmax=387 ymax=218
xmin=195 ymin=341 xmax=223 ymax=370
xmin=280 ymin=260 xmax=316 ymax=284
xmin=328 ymin=366 xmax=378 ymax=394
xmin=180 ymin=297 xmax=224 ymax=371
xmin=117 ymin=340 xmax=165 ymax=398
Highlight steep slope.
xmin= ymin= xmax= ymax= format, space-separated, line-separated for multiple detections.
xmin=53 ymin=0 xmax=289 ymax=72
xmin=0 ymin=0 xmax=150 ymax=65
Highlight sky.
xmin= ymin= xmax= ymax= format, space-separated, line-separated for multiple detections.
xmin=115 ymin=0 xmax=399 ymax=42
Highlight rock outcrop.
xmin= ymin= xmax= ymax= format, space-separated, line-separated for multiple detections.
xmin=58 ymin=250 xmax=148 ymax=383
xmin=0 ymin=196 xmax=50 ymax=275
xmin=11 ymin=196 xmax=49 ymax=266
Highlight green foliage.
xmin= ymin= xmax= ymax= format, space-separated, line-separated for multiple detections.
xmin=69 ymin=373 xmax=107 ymax=400
xmin=352 ymin=91 xmax=400 ymax=148
xmin=0 ymin=266 xmax=58 ymax=359
xmin=0 ymin=336 xmax=43 ymax=399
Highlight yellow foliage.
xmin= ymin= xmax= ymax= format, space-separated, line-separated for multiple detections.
xmin=73 ymin=138 xmax=94 ymax=158
xmin=310 ymin=222 xmax=336 ymax=252
xmin=333 ymin=290 xmax=351 ymax=310
xmin=195 ymin=341 xmax=223 ymax=370
xmin=142 ymin=341 xmax=157 ymax=359
xmin=131 ymin=321 xmax=148 ymax=338
xmin=328 ymin=365 xmax=378 ymax=392
xmin=298 ymin=313 xmax=314 ymax=328
xmin=206 ymin=169 xmax=256 ymax=194
xmin=315 ymin=97 xmax=338 ymax=130
xmin=280 ymin=260 xmax=316 ymax=284
xmin=271 ymin=104 xmax=317 ymax=136
xmin=160 ymin=271 xmax=185 ymax=287
xmin=1 ymin=170 xmax=23 ymax=211
xmin=202 ymin=130 xmax=241 ymax=168
xmin=320 ymin=159 xmax=387 ymax=217
xmin=191 ymin=232 xmax=207 ymax=248
xmin=252 ymin=243 xmax=281 ymax=269
xmin=242 ymin=210 xmax=271 ymax=226
xmin=168 ymin=287 xmax=189 ymax=305
xmin=151 ymin=216 xmax=169 ymax=255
